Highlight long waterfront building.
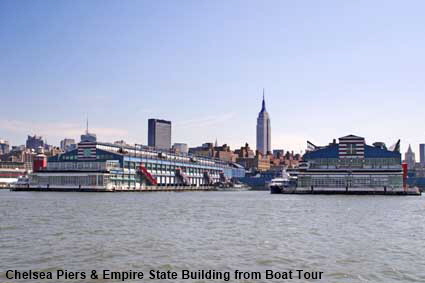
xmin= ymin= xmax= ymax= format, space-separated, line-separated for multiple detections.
xmin=297 ymin=135 xmax=407 ymax=193
xmin=21 ymin=140 xmax=245 ymax=191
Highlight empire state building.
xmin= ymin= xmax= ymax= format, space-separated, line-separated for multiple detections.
xmin=256 ymin=89 xmax=271 ymax=155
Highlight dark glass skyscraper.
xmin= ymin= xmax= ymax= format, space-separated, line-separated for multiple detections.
xmin=148 ymin=119 xmax=172 ymax=150
xmin=26 ymin=135 xmax=44 ymax=150
xmin=420 ymin=144 xmax=425 ymax=165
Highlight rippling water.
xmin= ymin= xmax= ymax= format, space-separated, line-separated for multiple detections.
xmin=1 ymin=190 xmax=425 ymax=283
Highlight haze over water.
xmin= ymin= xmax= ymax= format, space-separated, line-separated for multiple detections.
xmin=1 ymin=190 xmax=424 ymax=283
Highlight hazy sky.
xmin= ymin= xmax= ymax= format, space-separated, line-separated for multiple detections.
xmin=1 ymin=0 xmax=425 ymax=157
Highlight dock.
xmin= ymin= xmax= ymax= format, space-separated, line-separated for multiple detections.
xmin=276 ymin=187 xmax=421 ymax=196
xmin=10 ymin=185 xmax=222 ymax=192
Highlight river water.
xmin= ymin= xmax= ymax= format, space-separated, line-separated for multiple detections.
xmin=1 ymin=190 xmax=424 ymax=283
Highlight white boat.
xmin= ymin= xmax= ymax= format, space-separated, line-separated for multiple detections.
xmin=268 ymin=170 xmax=297 ymax=194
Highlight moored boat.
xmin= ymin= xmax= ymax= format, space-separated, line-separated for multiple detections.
xmin=268 ymin=170 xmax=297 ymax=194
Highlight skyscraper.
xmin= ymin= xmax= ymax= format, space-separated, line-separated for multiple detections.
xmin=256 ymin=89 xmax=271 ymax=155
xmin=148 ymin=119 xmax=172 ymax=150
xmin=404 ymin=144 xmax=416 ymax=169
xmin=60 ymin=138 xmax=76 ymax=152
xmin=0 ymin=139 xmax=10 ymax=155
xmin=420 ymin=144 xmax=425 ymax=166
xmin=26 ymin=135 xmax=44 ymax=150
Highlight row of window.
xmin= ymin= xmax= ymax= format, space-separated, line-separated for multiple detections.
xmin=123 ymin=161 xmax=222 ymax=175
xmin=31 ymin=175 xmax=102 ymax=186
xmin=299 ymin=175 xmax=403 ymax=188
xmin=60 ymin=154 xmax=116 ymax=161
xmin=311 ymin=158 xmax=401 ymax=168
xmin=109 ymin=176 xmax=217 ymax=186
xmin=48 ymin=162 xmax=106 ymax=170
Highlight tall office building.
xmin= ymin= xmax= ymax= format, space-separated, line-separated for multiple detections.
xmin=256 ymin=89 xmax=271 ymax=155
xmin=404 ymin=144 xmax=416 ymax=169
xmin=26 ymin=135 xmax=44 ymax=150
xmin=420 ymin=144 xmax=425 ymax=165
xmin=60 ymin=138 xmax=76 ymax=152
xmin=148 ymin=119 xmax=172 ymax=150
xmin=0 ymin=139 xmax=10 ymax=155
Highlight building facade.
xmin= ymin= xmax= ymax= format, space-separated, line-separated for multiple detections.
xmin=189 ymin=143 xmax=237 ymax=162
xmin=235 ymin=143 xmax=255 ymax=159
xmin=26 ymin=135 xmax=44 ymax=150
xmin=172 ymin=143 xmax=188 ymax=154
xmin=298 ymin=135 xmax=403 ymax=191
xmin=189 ymin=143 xmax=214 ymax=157
xmin=60 ymin=138 xmax=76 ymax=152
xmin=256 ymin=90 xmax=271 ymax=155
xmin=81 ymin=132 xmax=97 ymax=142
xmin=237 ymin=155 xmax=270 ymax=172
xmin=420 ymin=144 xmax=425 ymax=166
xmin=148 ymin=119 xmax=172 ymax=150
xmin=23 ymin=141 xmax=245 ymax=191
xmin=0 ymin=140 xmax=10 ymax=155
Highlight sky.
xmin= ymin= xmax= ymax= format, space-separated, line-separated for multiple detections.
xmin=1 ymin=0 xmax=425 ymax=157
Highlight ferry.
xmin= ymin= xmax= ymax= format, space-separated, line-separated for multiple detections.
xmin=268 ymin=170 xmax=297 ymax=194
xmin=237 ymin=169 xmax=284 ymax=190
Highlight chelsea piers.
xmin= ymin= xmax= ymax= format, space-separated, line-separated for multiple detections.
xmin=272 ymin=135 xmax=420 ymax=195
xmin=12 ymin=140 xmax=245 ymax=192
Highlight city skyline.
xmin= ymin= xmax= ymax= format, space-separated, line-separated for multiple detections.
xmin=2 ymin=1 xmax=425 ymax=156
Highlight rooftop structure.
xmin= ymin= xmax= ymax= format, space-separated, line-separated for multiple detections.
xmin=80 ymin=119 xmax=97 ymax=142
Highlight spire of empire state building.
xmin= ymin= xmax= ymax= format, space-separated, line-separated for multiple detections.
xmin=261 ymin=88 xmax=266 ymax=111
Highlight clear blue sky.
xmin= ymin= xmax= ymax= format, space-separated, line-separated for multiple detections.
xmin=1 ymin=0 xmax=425 ymax=156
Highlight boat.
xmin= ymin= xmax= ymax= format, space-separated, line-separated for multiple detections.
xmin=237 ymin=170 xmax=283 ymax=190
xmin=268 ymin=170 xmax=297 ymax=194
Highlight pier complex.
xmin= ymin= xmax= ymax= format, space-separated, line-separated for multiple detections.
xmin=13 ymin=140 xmax=245 ymax=192
xmin=290 ymin=135 xmax=420 ymax=195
